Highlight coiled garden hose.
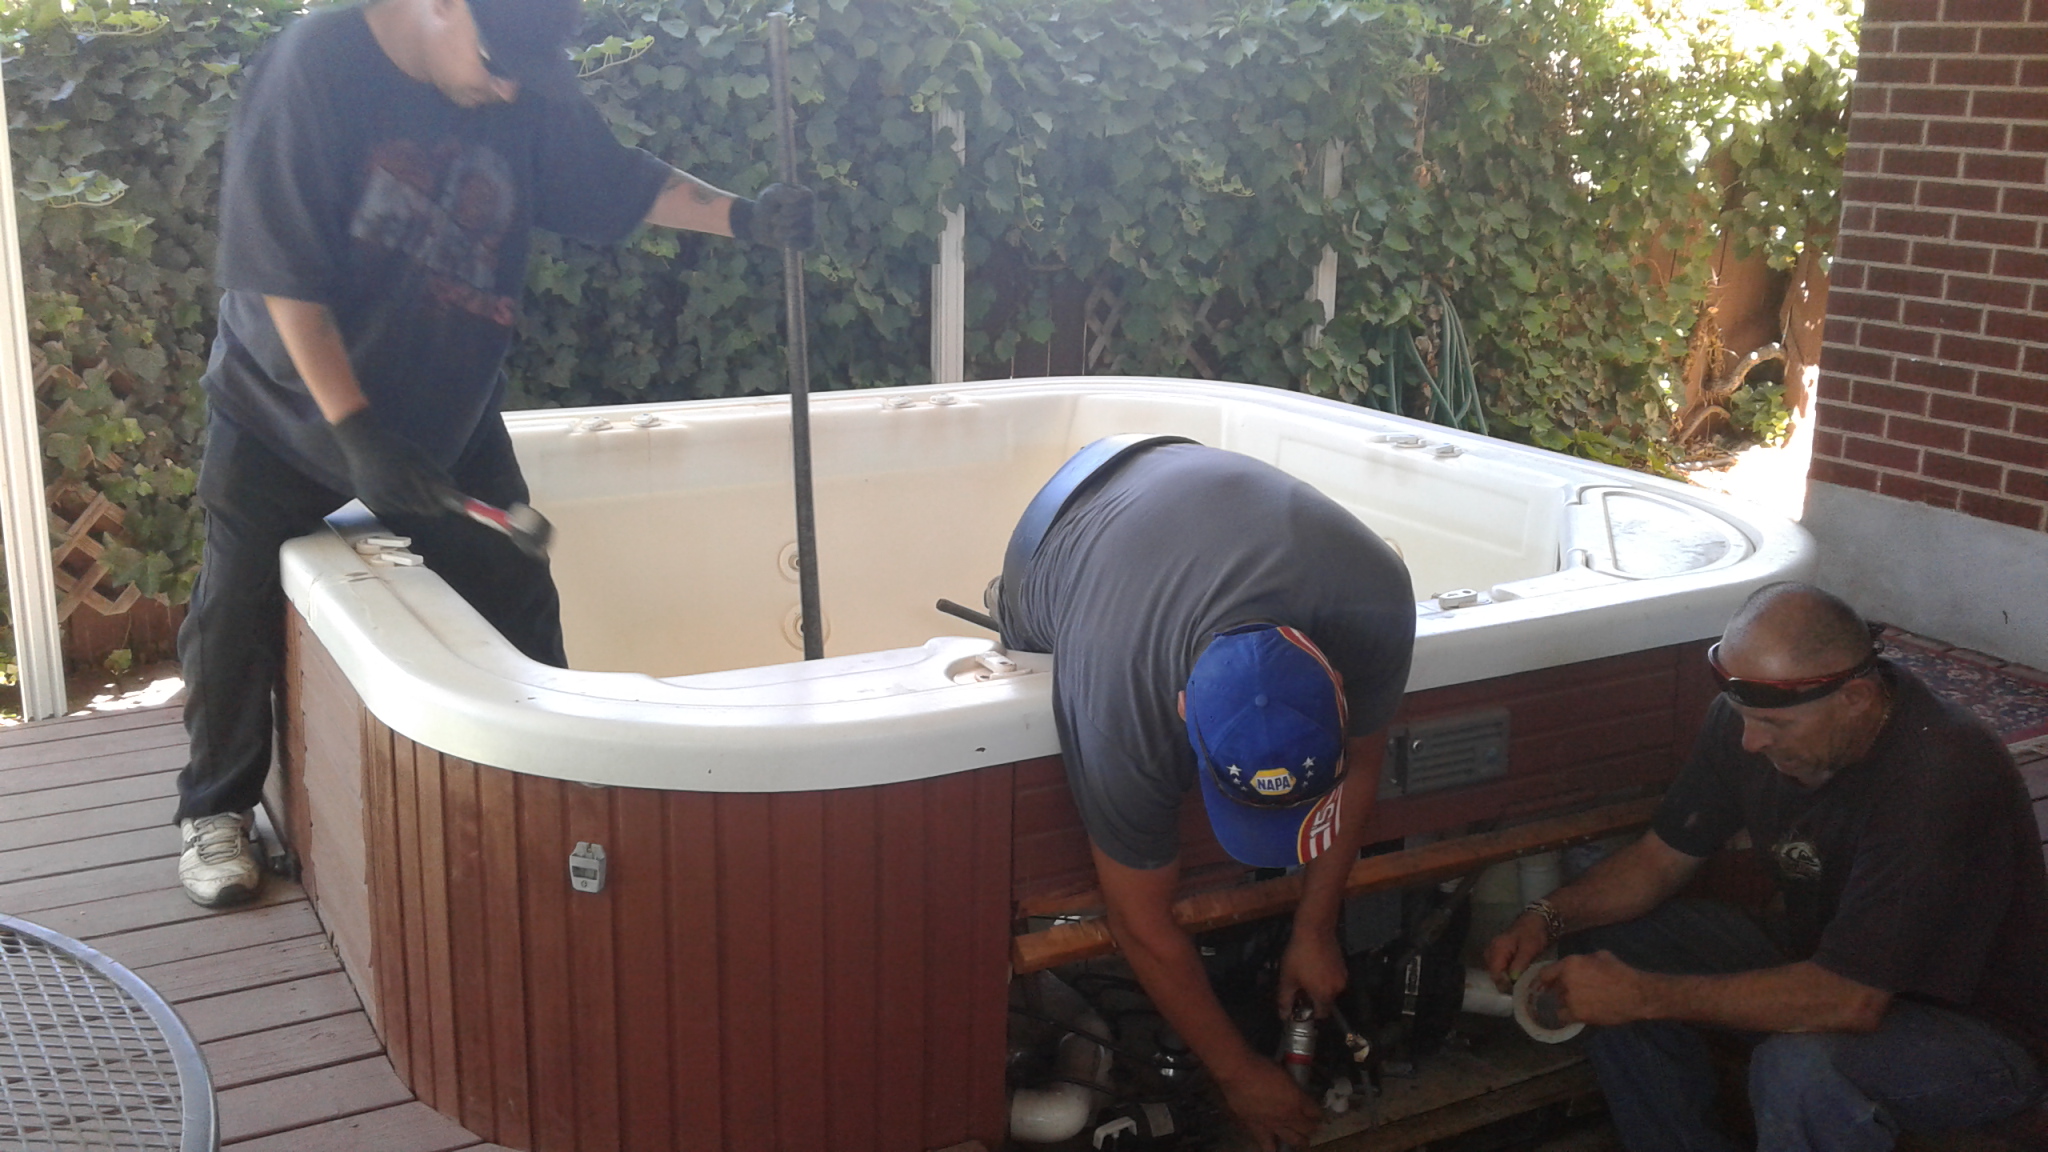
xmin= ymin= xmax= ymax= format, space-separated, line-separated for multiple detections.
xmin=1368 ymin=284 xmax=1489 ymax=437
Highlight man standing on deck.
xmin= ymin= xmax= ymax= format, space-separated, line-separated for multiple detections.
xmin=173 ymin=0 xmax=814 ymax=907
xmin=995 ymin=438 xmax=1417 ymax=1151
xmin=1485 ymin=582 xmax=2048 ymax=1151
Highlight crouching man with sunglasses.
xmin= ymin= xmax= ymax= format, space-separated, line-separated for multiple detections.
xmin=1485 ymin=581 xmax=2047 ymax=1152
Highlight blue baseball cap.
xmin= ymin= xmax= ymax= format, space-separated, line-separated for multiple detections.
xmin=1185 ymin=624 xmax=1350 ymax=868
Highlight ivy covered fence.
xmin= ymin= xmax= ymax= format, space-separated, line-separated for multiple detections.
xmin=2 ymin=0 xmax=1851 ymax=675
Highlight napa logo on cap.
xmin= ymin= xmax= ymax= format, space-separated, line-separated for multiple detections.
xmin=1250 ymin=768 xmax=1298 ymax=797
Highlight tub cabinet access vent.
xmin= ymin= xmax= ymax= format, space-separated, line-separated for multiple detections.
xmin=1383 ymin=709 xmax=1510 ymax=797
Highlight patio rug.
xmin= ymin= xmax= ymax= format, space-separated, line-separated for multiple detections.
xmin=1880 ymin=628 xmax=2048 ymax=745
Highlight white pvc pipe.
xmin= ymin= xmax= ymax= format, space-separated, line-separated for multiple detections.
xmin=1009 ymin=1008 xmax=1113 ymax=1144
xmin=1461 ymin=966 xmax=1515 ymax=1018
xmin=929 ymin=102 xmax=966 ymax=385
xmin=1517 ymin=851 xmax=1562 ymax=906
xmin=0 ymin=58 xmax=68 ymax=720
xmin=1306 ymin=140 xmax=1344 ymax=349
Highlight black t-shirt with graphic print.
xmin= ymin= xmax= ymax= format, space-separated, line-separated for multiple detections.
xmin=205 ymin=5 xmax=669 ymax=491
xmin=1655 ymin=663 xmax=2048 ymax=1053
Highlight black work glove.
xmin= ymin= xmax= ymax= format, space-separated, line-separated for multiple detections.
xmin=728 ymin=183 xmax=816 ymax=249
xmin=330 ymin=409 xmax=460 ymax=520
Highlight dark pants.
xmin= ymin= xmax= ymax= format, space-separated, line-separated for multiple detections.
xmin=1570 ymin=900 xmax=2043 ymax=1152
xmin=174 ymin=414 xmax=566 ymax=822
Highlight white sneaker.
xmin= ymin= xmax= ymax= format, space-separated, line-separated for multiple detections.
xmin=178 ymin=812 xmax=263 ymax=907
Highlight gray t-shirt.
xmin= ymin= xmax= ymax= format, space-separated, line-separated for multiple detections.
xmin=1004 ymin=444 xmax=1416 ymax=870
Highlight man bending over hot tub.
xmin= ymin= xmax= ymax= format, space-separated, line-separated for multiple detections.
xmin=991 ymin=437 xmax=1417 ymax=1152
xmin=1485 ymin=582 xmax=2047 ymax=1152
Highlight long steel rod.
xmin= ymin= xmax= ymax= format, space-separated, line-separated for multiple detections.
xmin=0 ymin=59 xmax=68 ymax=719
xmin=769 ymin=11 xmax=823 ymax=660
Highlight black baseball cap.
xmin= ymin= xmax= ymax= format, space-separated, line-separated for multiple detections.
xmin=469 ymin=0 xmax=582 ymax=100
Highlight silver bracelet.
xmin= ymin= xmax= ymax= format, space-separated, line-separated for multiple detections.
xmin=1525 ymin=898 xmax=1566 ymax=945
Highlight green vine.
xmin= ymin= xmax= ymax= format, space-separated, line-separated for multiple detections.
xmin=2 ymin=0 xmax=1851 ymax=670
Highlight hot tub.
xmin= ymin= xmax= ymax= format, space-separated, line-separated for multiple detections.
xmin=272 ymin=377 xmax=1812 ymax=1152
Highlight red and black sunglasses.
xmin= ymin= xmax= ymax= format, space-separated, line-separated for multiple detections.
xmin=1706 ymin=632 xmax=1884 ymax=710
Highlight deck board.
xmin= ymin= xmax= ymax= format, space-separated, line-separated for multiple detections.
xmin=25 ymin=874 xmax=301 ymax=941
xmin=136 ymin=934 xmax=345 ymax=1002
xmin=0 ymin=705 xmax=493 ymax=1150
xmin=0 ymin=854 xmax=185 ymax=914
xmin=0 ymin=706 xmax=182 ymax=746
xmin=224 ymin=1102 xmax=488 ymax=1152
xmin=72 ymin=896 xmax=322 ymax=965
xmin=204 ymin=1012 xmax=387 ymax=1090
xmin=179 ymin=972 xmax=367 ymax=1044
xmin=0 ymin=722 xmax=186 ymax=775
xmin=0 ymin=824 xmax=183 ymax=884
xmin=0 ymin=742 xmax=187 ymax=797
xmin=0 ymin=795 xmax=186 ymax=851
xmin=216 ymin=1056 xmax=416 ymax=1143
xmin=0 ymin=767 xmax=181 ymax=822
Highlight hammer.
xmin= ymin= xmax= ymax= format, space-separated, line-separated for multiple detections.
xmin=456 ymin=496 xmax=553 ymax=561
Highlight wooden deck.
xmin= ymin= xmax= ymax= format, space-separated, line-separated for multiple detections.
xmin=0 ymin=704 xmax=503 ymax=1152
xmin=2 ymin=705 xmax=2044 ymax=1152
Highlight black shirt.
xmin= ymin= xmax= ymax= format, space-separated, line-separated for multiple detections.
xmin=205 ymin=6 xmax=670 ymax=490
xmin=1004 ymin=444 xmax=1417 ymax=870
xmin=1656 ymin=664 xmax=2048 ymax=1052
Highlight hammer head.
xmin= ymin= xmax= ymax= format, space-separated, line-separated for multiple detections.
xmin=458 ymin=497 xmax=554 ymax=561
xmin=503 ymin=502 xmax=554 ymax=559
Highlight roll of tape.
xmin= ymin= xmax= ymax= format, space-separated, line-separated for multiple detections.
xmin=1512 ymin=960 xmax=1585 ymax=1044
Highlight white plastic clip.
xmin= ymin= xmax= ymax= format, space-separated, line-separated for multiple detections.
xmin=976 ymin=652 xmax=1020 ymax=677
xmin=1434 ymin=588 xmax=1483 ymax=610
xmin=629 ymin=412 xmax=660 ymax=428
xmin=576 ymin=416 xmax=612 ymax=433
xmin=352 ymin=534 xmax=411 ymax=555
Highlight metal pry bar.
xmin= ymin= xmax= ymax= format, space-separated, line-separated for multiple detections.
xmin=935 ymin=598 xmax=1000 ymax=633
xmin=769 ymin=9 xmax=824 ymax=660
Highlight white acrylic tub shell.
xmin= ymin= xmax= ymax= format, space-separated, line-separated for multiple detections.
xmin=280 ymin=377 xmax=1815 ymax=791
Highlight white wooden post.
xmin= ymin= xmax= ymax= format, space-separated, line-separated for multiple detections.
xmin=0 ymin=60 xmax=68 ymax=719
xmin=1306 ymin=140 xmax=1345 ymax=349
xmin=930 ymin=102 xmax=966 ymax=385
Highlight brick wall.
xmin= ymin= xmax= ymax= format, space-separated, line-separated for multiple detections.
xmin=1811 ymin=0 xmax=2048 ymax=533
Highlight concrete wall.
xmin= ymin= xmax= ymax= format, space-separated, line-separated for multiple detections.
xmin=1805 ymin=0 xmax=2048 ymax=666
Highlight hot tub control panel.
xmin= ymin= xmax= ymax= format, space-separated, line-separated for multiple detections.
xmin=1379 ymin=708 xmax=1511 ymax=798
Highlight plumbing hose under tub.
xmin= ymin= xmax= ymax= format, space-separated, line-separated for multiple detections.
xmin=1009 ymin=971 xmax=1115 ymax=1144
xmin=1009 ymin=1015 xmax=1115 ymax=1144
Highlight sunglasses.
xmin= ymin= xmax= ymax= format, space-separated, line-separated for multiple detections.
xmin=1706 ymin=636 xmax=1883 ymax=710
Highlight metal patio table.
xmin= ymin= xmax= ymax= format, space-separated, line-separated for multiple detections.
xmin=0 ymin=912 xmax=217 ymax=1150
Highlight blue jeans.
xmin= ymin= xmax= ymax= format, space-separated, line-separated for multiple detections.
xmin=1568 ymin=900 xmax=2043 ymax=1152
